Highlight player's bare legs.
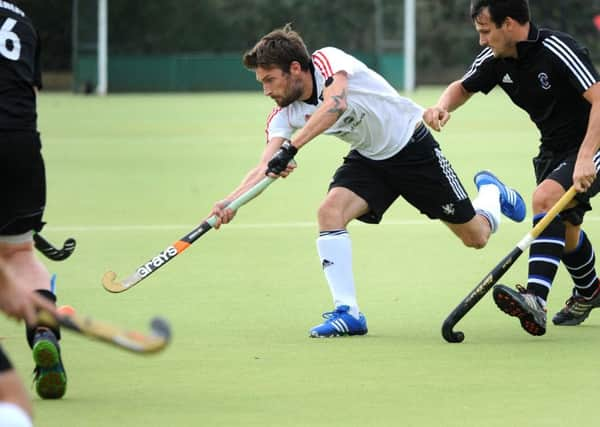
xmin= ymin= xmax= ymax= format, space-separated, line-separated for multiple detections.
xmin=0 ymin=240 xmax=50 ymax=295
xmin=0 ymin=369 xmax=33 ymax=421
xmin=0 ymin=237 xmax=66 ymax=399
xmin=311 ymin=187 xmax=369 ymax=337
xmin=445 ymin=215 xmax=493 ymax=249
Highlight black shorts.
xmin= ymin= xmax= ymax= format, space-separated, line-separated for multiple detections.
xmin=0 ymin=346 xmax=13 ymax=372
xmin=329 ymin=125 xmax=476 ymax=224
xmin=0 ymin=131 xmax=46 ymax=234
xmin=533 ymin=147 xmax=600 ymax=225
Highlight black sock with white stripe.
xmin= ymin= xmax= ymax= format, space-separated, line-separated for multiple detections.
xmin=563 ymin=230 xmax=600 ymax=299
xmin=527 ymin=214 xmax=566 ymax=303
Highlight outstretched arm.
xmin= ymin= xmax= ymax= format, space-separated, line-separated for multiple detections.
xmin=210 ymin=136 xmax=295 ymax=228
xmin=210 ymin=71 xmax=349 ymax=228
xmin=423 ymin=80 xmax=473 ymax=132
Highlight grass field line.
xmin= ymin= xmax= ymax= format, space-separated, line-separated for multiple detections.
xmin=45 ymin=216 xmax=600 ymax=232
xmin=45 ymin=220 xmax=426 ymax=232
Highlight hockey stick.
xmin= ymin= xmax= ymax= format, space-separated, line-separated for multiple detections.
xmin=37 ymin=310 xmax=171 ymax=354
xmin=442 ymin=186 xmax=577 ymax=343
xmin=103 ymin=175 xmax=278 ymax=293
xmin=33 ymin=233 xmax=76 ymax=261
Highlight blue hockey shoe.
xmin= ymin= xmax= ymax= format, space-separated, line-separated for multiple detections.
xmin=309 ymin=305 xmax=368 ymax=338
xmin=474 ymin=170 xmax=526 ymax=222
xmin=32 ymin=329 xmax=67 ymax=399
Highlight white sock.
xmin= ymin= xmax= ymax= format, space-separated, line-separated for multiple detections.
xmin=472 ymin=184 xmax=501 ymax=233
xmin=317 ymin=230 xmax=360 ymax=318
xmin=0 ymin=403 xmax=33 ymax=427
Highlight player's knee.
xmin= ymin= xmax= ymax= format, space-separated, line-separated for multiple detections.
xmin=532 ymin=185 xmax=566 ymax=213
xmin=532 ymin=192 xmax=553 ymax=212
xmin=450 ymin=219 xmax=489 ymax=249
xmin=317 ymin=201 xmax=344 ymax=229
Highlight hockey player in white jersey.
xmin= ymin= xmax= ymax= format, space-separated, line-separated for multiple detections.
xmin=208 ymin=24 xmax=526 ymax=337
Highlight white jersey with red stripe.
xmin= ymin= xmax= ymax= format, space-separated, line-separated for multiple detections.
xmin=265 ymin=47 xmax=424 ymax=160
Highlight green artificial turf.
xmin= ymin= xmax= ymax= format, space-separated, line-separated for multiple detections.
xmin=1 ymin=89 xmax=598 ymax=426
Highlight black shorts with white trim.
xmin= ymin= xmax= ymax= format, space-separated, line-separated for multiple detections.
xmin=533 ymin=147 xmax=600 ymax=225
xmin=329 ymin=125 xmax=476 ymax=224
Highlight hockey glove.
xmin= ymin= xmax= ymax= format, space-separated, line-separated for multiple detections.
xmin=266 ymin=141 xmax=297 ymax=175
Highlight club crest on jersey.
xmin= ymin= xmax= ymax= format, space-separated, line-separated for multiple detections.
xmin=442 ymin=203 xmax=455 ymax=216
xmin=538 ymin=72 xmax=551 ymax=90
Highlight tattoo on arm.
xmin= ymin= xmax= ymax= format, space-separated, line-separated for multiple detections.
xmin=327 ymin=89 xmax=347 ymax=117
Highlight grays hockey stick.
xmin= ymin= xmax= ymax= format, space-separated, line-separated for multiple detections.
xmin=103 ymin=174 xmax=279 ymax=293
xmin=37 ymin=310 xmax=171 ymax=354
xmin=442 ymin=186 xmax=577 ymax=343
xmin=33 ymin=233 xmax=76 ymax=261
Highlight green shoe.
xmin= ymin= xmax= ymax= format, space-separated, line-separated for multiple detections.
xmin=33 ymin=329 xmax=67 ymax=399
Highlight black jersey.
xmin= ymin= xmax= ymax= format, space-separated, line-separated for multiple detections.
xmin=462 ymin=24 xmax=599 ymax=152
xmin=0 ymin=1 xmax=41 ymax=131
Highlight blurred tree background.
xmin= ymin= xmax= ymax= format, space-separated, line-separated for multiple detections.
xmin=14 ymin=0 xmax=600 ymax=86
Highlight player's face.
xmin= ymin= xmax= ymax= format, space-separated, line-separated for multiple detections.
xmin=256 ymin=66 xmax=303 ymax=107
xmin=474 ymin=8 xmax=514 ymax=58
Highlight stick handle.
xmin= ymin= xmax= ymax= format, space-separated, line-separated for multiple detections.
xmin=523 ymin=186 xmax=578 ymax=242
xmin=441 ymin=185 xmax=577 ymax=343
xmin=206 ymin=176 xmax=276 ymax=227
xmin=102 ymin=164 xmax=292 ymax=293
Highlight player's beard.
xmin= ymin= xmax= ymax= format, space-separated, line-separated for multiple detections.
xmin=275 ymin=76 xmax=304 ymax=107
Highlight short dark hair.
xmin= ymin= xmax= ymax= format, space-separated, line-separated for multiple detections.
xmin=470 ymin=0 xmax=530 ymax=27
xmin=242 ymin=24 xmax=311 ymax=72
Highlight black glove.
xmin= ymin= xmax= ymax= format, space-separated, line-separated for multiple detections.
xmin=266 ymin=141 xmax=298 ymax=175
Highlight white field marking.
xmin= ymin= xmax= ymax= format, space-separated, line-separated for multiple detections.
xmin=44 ymin=216 xmax=600 ymax=233
xmin=45 ymin=220 xmax=426 ymax=232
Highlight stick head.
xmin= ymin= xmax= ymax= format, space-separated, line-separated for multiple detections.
xmin=120 ymin=316 xmax=172 ymax=354
xmin=102 ymin=271 xmax=127 ymax=293
xmin=40 ymin=309 xmax=172 ymax=354
xmin=33 ymin=234 xmax=77 ymax=261
xmin=150 ymin=317 xmax=171 ymax=341
xmin=441 ymin=319 xmax=465 ymax=343
xmin=443 ymin=330 xmax=465 ymax=343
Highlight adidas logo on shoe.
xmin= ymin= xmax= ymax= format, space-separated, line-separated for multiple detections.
xmin=321 ymin=259 xmax=334 ymax=269
xmin=309 ymin=305 xmax=368 ymax=338
xmin=474 ymin=170 xmax=526 ymax=222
